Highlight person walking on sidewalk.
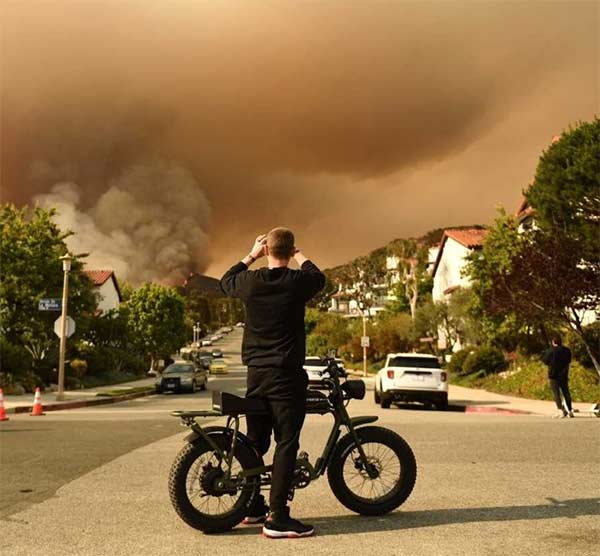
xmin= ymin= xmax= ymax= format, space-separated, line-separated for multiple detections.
xmin=220 ymin=228 xmax=325 ymax=539
xmin=542 ymin=336 xmax=574 ymax=419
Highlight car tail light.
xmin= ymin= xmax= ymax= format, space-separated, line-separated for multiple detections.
xmin=387 ymin=370 xmax=394 ymax=379
xmin=441 ymin=372 xmax=447 ymax=382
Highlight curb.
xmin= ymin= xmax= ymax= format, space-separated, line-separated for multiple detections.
xmin=346 ymin=371 xmax=535 ymax=415
xmin=5 ymin=388 xmax=156 ymax=415
xmin=458 ymin=405 xmax=534 ymax=416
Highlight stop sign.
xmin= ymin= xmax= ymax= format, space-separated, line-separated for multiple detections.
xmin=54 ymin=316 xmax=76 ymax=338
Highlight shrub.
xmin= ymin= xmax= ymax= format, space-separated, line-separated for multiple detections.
xmin=463 ymin=346 xmax=507 ymax=377
xmin=0 ymin=339 xmax=32 ymax=376
xmin=447 ymin=348 xmax=474 ymax=376
xmin=70 ymin=358 xmax=88 ymax=379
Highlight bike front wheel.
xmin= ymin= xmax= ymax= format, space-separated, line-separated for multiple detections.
xmin=327 ymin=426 xmax=417 ymax=516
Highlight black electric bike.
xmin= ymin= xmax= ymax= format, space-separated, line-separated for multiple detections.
xmin=168 ymin=356 xmax=417 ymax=533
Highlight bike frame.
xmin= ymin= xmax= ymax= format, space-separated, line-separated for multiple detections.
xmin=173 ymin=358 xmax=379 ymax=489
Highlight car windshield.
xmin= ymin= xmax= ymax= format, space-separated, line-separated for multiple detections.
xmin=304 ymin=357 xmax=343 ymax=367
xmin=304 ymin=358 xmax=327 ymax=367
xmin=164 ymin=364 xmax=194 ymax=374
xmin=388 ymin=357 xmax=440 ymax=369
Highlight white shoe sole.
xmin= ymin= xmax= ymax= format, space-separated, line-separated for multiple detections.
xmin=262 ymin=527 xmax=314 ymax=539
xmin=243 ymin=516 xmax=266 ymax=524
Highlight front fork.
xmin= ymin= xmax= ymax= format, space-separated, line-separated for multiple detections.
xmin=336 ymin=405 xmax=379 ymax=479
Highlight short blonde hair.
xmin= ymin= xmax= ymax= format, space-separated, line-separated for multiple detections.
xmin=267 ymin=227 xmax=295 ymax=259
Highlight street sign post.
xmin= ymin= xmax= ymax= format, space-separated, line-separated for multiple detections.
xmin=39 ymin=298 xmax=62 ymax=311
xmin=54 ymin=316 xmax=75 ymax=338
xmin=361 ymin=336 xmax=370 ymax=348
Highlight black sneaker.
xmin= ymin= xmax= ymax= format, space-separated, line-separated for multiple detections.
xmin=262 ymin=507 xmax=314 ymax=539
xmin=242 ymin=496 xmax=269 ymax=524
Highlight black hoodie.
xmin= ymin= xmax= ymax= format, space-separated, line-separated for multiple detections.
xmin=220 ymin=260 xmax=325 ymax=370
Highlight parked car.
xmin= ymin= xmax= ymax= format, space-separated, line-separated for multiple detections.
xmin=155 ymin=361 xmax=208 ymax=394
xmin=210 ymin=334 xmax=222 ymax=342
xmin=304 ymin=356 xmax=345 ymax=382
xmin=235 ymin=322 xmax=245 ymax=328
xmin=201 ymin=339 xmax=213 ymax=347
xmin=209 ymin=360 xmax=229 ymax=374
xmin=196 ymin=350 xmax=213 ymax=370
xmin=211 ymin=348 xmax=224 ymax=358
xmin=374 ymin=353 xmax=448 ymax=410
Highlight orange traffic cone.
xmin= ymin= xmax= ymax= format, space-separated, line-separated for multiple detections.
xmin=0 ymin=388 xmax=9 ymax=421
xmin=30 ymin=387 xmax=45 ymax=416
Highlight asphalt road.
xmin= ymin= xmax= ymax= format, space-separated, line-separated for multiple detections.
xmin=1 ymin=328 xmax=599 ymax=556
xmin=0 ymin=331 xmax=246 ymax=518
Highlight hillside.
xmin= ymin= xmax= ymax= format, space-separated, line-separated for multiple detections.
xmin=181 ymin=272 xmax=224 ymax=298
xmin=323 ymin=224 xmax=485 ymax=278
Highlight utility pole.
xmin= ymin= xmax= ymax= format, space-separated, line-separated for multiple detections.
xmin=56 ymin=253 xmax=72 ymax=401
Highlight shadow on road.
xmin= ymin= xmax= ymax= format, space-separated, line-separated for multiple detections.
xmin=226 ymin=497 xmax=600 ymax=536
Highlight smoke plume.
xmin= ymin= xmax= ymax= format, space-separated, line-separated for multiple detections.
xmin=1 ymin=2 xmax=597 ymax=278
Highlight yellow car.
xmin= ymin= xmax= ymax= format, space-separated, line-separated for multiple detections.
xmin=209 ymin=360 xmax=229 ymax=374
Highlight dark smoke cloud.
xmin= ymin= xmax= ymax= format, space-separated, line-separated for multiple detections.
xmin=1 ymin=1 xmax=597 ymax=279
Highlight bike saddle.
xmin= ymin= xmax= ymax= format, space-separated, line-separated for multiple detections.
xmin=211 ymin=390 xmax=269 ymax=416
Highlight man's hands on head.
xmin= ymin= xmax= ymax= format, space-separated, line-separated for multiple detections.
xmin=250 ymin=234 xmax=268 ymax=259
xmin=242 ymin=234 xmax=267 ymax=266
xmin=293 ymin=249 xmax=309 ymax=267
xmin=242 ymin=235 xmax=310 ymax=267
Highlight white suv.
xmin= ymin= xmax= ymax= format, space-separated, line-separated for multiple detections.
xmin=374 ymin=353 xmax=448 ymax=410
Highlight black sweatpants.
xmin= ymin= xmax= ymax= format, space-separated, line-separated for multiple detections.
xmin=549 ymin=376 xmax=572 ymax=411
xmin=245 ymin=366 xmax=308 ymax=513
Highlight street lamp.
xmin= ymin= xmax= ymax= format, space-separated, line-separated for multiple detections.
xmin=193 ymin=322 xmax=201 ymax=345
xmin=56 ymin=253 xmax=72 ymax=401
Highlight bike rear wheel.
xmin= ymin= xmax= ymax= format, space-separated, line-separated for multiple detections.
xmin=327 ymin=426 xmax=416 ymax=515
xmin=168 ymin=435 xmax=260 ymax=533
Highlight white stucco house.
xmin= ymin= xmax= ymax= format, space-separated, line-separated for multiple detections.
xmin=431 ymin=228 xmax=487 ymax=350
xmin=84 ymin=270 xmax=122 ymax=313
xmin=431 ymin=229 xmax=487 ymax=303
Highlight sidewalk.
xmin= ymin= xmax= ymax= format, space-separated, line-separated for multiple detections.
xmin=348 ymin=372 xmax=598 ymax=417
xmin=3 ymin=377 xmax=155 ymax=414
xmin=449 ymin=383 xmax=597 ymax=416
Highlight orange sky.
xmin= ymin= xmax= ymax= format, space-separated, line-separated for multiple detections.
xmin=1 ymin=1 xmax=598 ymax=280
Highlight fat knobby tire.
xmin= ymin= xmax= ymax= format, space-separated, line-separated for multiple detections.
xmin=327 ymin=426 xmax=417 ymax=515
xmin=168 ymin=437 xmax=259 ymax=533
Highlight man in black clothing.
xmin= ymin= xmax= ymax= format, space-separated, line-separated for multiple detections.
xmin=542 ymin=336 xmax=574 ymax=419
xmin=220 ymin=228 xmax=325 ymax=538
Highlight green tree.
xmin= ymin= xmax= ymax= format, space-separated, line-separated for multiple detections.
xmin=306 ymin=311 xmax=352 ymax=356
xmin=467 ymin=121 xmax=600 ymax=374
xmin=526 ymin=118 xmax=600 ymax=264
xmin=370 ymin=312 xmax=414 ymax=360
xmin=0 ymin=204 xmax=97 ymax=374
xmin=126 ymin=283 xmax=186 ymax=370
xmin=386 ymin=239 xmax=431 ymax=319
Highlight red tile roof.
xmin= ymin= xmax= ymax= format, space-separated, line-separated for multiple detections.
xmin=431 ymin=228 xmax=488 ymax=278
xmin=84 ymin=270 xmax=122 ymax=302
xmin=84 ymin=270 xmax=114 ymax=286
xmin=444 ymin=228 xmax=488 ymax=249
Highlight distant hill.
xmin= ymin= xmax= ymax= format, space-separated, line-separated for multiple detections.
xmin=181 ymin=273 xmax=224 ymax=298
xmin=323 ymin=224 xmax=485 ymax=277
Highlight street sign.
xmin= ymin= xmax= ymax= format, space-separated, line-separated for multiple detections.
xmin=361 ymin=336 xmax=370 ymax=348
xmin=54 ymin=316 xmax=75 ymax=338
xmin=39 ymin=298 xmax=62 ymax=311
